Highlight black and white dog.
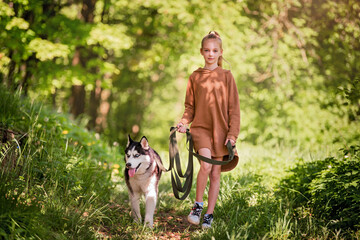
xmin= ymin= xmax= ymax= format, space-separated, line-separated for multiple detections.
xmin=124 ymin=135 xmax=163 ymax=228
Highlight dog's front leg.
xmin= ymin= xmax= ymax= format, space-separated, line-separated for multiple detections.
xmin=144 ymin=190 xmax=157 ymax=228
xmin=130 ymin=192 xmax=142 ymax=223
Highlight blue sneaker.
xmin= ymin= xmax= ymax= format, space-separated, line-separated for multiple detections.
xmin=202 ymin=214 xmax=213 ymax=229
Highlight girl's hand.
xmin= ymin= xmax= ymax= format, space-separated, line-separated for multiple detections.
xmin=177 ymin=122 xmax=187 ymax=133
xmin=225 ymin=138 xmax=235 ymax=146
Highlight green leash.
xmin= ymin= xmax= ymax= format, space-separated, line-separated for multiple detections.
xmin=162 ymin=126 xmax=235 ymax=200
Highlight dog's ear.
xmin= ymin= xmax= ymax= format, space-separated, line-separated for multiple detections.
xmin=127 ymin=135 xmax=133 ymax=148
xmin=140 ymin=136 xmax=149 ymax=150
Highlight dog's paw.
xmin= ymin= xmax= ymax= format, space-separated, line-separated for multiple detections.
xmin=131 ymin=211 xmax=142 ymax=223
xmin=144 ymin=219 xmax=154 ymax=228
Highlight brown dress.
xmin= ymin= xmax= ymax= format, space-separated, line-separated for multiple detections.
xmin=180 ymin=66 xmax=241 ymax=172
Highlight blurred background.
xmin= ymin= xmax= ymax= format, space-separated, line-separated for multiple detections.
xmin=1 ymin=0 xmax=359 ymax=150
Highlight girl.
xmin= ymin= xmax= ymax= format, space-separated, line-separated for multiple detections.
xmin=177 ymin=31 xmax=241 ymax=229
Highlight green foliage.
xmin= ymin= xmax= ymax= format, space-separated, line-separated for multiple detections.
xmin=280 ymin=145 xmax=360 ymax=230
xmin=87 ymin=23 xmax=133 ymax=54
xmin=0 ymin=181 xmax=49 ymax=239
xmin=0 ymin=85 xmax=122 ymax=238
xmin=0 ymin=87 xmax=22 ymax=127
xmin=301 ymin=0 xmax=360 ymax=121
xmin=1 ymin=0 xmax=359 ymax=151
xmin=338 ymin=77 xmax=360 ymax=121
xmin=28 ymin=38 xmax=70 ymax=61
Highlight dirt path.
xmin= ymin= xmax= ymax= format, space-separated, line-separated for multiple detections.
xmin=154 ymin=209 xmax=200 ymax=239
xmin=98 ymin=202 xmax=200 ymax=239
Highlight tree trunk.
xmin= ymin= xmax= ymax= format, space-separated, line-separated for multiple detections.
xmin=88 ymin=79 xmax=102 ymax=129
xmin=69 ymin=85 xmax=86 ymax=117
xmin=69 ymin=48 xmax=86 ymax=117
xmin=81 ymin=0 xmax=97 ymax=23
xmin=69 ymin=0 xmax=97 ymax=120
xmin=6 ymin=51 xmax=16 ymax=89
xmin=21 ymin=55 xmax=36 ymax=96
xmin=52 ymin=88 xmax=57 ymax=109
xmin=96 ymin=89 xmax=111 ymax=133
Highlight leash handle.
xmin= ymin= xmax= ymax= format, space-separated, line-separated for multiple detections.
xmin=154 ymin=126 xmax=182 ymax=172
xmin=169 ymin=126 xmax=178 ymax=137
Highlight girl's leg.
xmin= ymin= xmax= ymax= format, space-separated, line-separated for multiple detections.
xmin=206 ymin=164 xmax=221 ymax=214
xmin=195 ymin=148 xmax=212 ymax=202
xmin=188 ymin=148 xmax=212 ymax=225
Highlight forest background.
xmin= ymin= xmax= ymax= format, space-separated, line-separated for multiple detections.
xmin=1 ymin=0 xmax=360 ymax=239
xmin=1 ymin=0 xmax=359 ymax=149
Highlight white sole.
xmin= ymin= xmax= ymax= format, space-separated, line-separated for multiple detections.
xmin=202 ymin=224 xmax=211 ymax=229
xmin=187 ymin=215 xmax=200 ymax=225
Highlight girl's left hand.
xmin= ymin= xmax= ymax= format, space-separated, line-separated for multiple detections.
xmin=176 ymin=122 xmax=187 ymax=133
xmin=225 ymin=139 xmax=235 ymax=146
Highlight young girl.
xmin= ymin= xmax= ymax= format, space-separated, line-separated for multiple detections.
xmin=177 ymin=31 xmax=241 ymax=229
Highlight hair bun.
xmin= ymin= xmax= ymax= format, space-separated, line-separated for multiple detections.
xmin=208 ymin=31 xmax=220 ymax=37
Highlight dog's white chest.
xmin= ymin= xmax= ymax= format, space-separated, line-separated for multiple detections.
xmin=129 ymin=171 xmax=157 ymax=194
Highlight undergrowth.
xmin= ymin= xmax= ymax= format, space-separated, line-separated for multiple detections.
xmin=0 ymin=86 xmax=122 ymax=239
xmin=1 ymin=85 xmax=359 ymax=239
xmin=279 ymin=145 xmax=360 ymax=236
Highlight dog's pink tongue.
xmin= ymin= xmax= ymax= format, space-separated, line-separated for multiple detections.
xmin=128 ymin=168 xmax=136 ymax=177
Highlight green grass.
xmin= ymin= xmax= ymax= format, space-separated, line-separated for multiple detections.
xmin=102 ymin=143 xmax=359 ymax=239
xmin=1 ymin=86 xmax=359 ymax=239
xmin=0 ymin=86 xmax=121 ymax=239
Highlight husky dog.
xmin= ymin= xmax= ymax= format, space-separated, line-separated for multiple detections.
xmin=124 ymin=135 xmax=163 ymax=228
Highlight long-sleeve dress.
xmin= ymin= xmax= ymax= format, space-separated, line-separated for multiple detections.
xmin=180 ymin=66 xmax=241 ymax=172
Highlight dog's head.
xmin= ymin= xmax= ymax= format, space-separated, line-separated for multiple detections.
xmin=124 ymin=135 xmax=151 ymax=177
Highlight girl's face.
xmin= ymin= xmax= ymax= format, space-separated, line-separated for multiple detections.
xmin=200 ymin=39 xmax=223 ymax=67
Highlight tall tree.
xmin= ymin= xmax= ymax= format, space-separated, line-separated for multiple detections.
xmin=69 ymin=0 xmax=97 ymax=119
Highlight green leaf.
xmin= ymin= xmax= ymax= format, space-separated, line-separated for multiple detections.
xmin=28 ymin=38 xmax=70 ymax=61
xmin=0 ymin=2 xmax=15 ymax=17
xmin=5 ymin=17 xmax=29 ymax=30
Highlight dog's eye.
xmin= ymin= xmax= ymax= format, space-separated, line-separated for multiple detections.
xmin=134 ymin=154 xmax=140 ymax=158
xmin=126 ymin=154 xmax=130 ymax=158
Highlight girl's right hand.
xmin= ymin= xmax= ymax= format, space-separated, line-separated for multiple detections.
xmin=177 ymin=122 xmax=187 ymax=133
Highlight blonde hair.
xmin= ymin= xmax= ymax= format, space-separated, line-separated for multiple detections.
xmin=201 ymin=31 xmax=226 ymax=68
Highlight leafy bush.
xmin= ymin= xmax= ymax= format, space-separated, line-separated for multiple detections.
xmin=280 ymin=145 xmax=360 ymax=230
xmin=0 ymin=86 xmax=123 ymax=238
